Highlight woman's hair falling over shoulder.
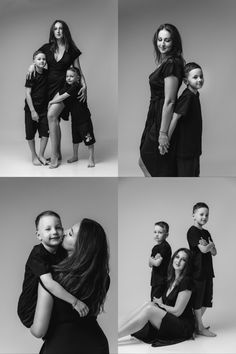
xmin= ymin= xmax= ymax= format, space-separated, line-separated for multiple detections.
xmin=49 ymin=19 xmax=80 ymax=53
xmin=53 ymin=218 xmax=110 ymax=316
xmin=167 ymin=248 xmax=192 ymax=288
xmin=153 ymin=23 xmax=185 ymax=65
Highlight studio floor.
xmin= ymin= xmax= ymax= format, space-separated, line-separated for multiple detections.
xmin=118 ymin=316 xmax=236 ymax=354
xmin=0 ymin=137 xmax=117 ymax=177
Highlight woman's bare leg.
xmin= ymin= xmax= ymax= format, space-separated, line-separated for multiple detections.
xmin=47 ymin=102 xmax=64 ymax=168
xmin=119 ymin=302 xmax=166 ymax=339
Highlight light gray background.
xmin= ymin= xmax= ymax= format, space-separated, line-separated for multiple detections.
xmin=0 ymin=0 xmax=117 ymax=176
xmin=119 ymin=178 xmax=236 ymax=351
xmin=0 ymin=178 xmax=117 ymax=354
xmin=119 ymin=0 xmax=236 ymax=176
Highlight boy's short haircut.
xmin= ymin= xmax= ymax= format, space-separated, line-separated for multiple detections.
xmin=67 ymin=66 xmax=80 ymax=76
xmin=35 ymin=210 xmax=61 ymax=229
xmin=184 ymin=62 xmax=202 ymax=78
xmin=33 ymin=50 xmax=45 ymax=60
xmin=193 ymin=202 xmax=209 ymax=214
xmin=154 ymin=221 xmax=169 ymax=234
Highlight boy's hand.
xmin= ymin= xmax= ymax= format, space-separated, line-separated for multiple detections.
xmin=31 ymin=110 xmax=39 ymax=122
xmin=74 ymin=299 xmax=89 ymax=317
xmin=199 ymin=237 xmax=207 ymax=246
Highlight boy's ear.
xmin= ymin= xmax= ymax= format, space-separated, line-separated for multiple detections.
xmin=36 ymin=230 xmax=41 ymax=241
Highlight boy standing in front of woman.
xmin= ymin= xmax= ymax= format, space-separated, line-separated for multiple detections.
xmin=168 ymin=62 xmax=204 ymax=177
xmin=149 ymin=221 xmax=172 ymax=300
xmin=187 ymin=202 xmax=217 ymax=337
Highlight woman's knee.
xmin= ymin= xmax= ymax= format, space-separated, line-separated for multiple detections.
xmin=47 ymin=110 xmax=58 ymax=123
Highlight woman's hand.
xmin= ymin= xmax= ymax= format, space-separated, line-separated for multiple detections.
xmin=26 ymin=64 xmax=36 ymax=79
xmin=153 ymin=297 xmax=163 ymax=306
xmin=74 ymin=299 xmax=89 ymax=317
xmin=77 ymin=85 xmax=87 ymax=102
xmin=158 ymin=132 xmax=169 ymax=155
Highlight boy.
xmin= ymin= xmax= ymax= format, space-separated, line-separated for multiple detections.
xmin=17 ymin=210 xmax=88 ymax=329
xmin=48 ymin=67 xmax=96 ymax=167
xmin=25 ymin=50 xmax=49 ymax=166
xmin=187 ymin=202 xmax=217 ymax=337
xmin=149 ymin=221 xmax=172 ymax=300
xmin=168 ymin=62 xmax=204 ymax=176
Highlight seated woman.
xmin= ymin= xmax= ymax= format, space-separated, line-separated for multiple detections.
xmin=31 ymin=218 xmax=110 ymax=354
xmin=119 ymin=248 xmax=194 ymax=346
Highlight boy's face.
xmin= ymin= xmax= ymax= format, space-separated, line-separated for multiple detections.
xmin=186 ymin=68 xmax=204 ymax=92
xmin=36 ymin=215 xmax=63 ymax=249
xmin=193 ymin=207 xmax=209 ymax=227
xmin=154 ymin=225 xmax=168 ymax=244
xmin=33 ymin=53 xmax=46 ymax=69
xmin=66 ymin=70 xmax=77 ymax=85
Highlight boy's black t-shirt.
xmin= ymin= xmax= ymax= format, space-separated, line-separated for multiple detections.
xmin=187 ymin=225 xmax=215 ymax=280
xmin=174 ymin=88 xmax=202 ymax=158
xmin=24 ymin=69 xmax=48 ymax=112
xmin=17 ymin=243 xmax=67 ymax=326
xmin=59 ymin=82 xmax=80 ymax=106
xmin=150 ymin=240 xmax=172 ymax=286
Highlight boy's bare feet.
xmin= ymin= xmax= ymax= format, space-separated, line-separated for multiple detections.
xmin=38 ymin=156 xmax=49 ymax=165
xmin=67 ymin=156 xmax=78 ymax=163
xmin=32 ymin=156 xmax=42 ymax=166
xmin=197 ymin=328 xmax=216 ymax=337
xmin=88 ymin=157 xmax=95 ymax=168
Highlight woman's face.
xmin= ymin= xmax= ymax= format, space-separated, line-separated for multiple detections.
xmin=157 ymin=29 xmax=173 ymax=56
xmin=62 ymin=223 xmax=80 ymax=253
xmin=54 ymin=22 xmax=63 ymax=40
xmin=173 ymin=250 xmax=188 ymax=272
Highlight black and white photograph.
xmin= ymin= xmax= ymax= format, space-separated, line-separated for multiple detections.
xmin=119 ymin=177 xmax=236 ymax=353
xmin=119 ymin=0 xmax=236 ymax=176
xmin=0 ymin=178 xmax=117 ymax=354
xmin=0 ymin=0 xmax=117 ymax=176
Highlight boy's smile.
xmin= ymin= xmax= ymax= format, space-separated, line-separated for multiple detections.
xmin=193 ymin=207 xmax=209 ymax=228
xmin=36 ymin=215 xmax=63 ymax=252
xmin=187 ymin=68 xmax=204 ymax=93
xmin=33 ymin=53 xmax=46 ymax=69
xmin=154 ymin=225 xmax=167 ymax=244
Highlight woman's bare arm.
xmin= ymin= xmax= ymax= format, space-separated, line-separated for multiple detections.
xmin=73 ymin=56 xmax=87 ymax=102
xmin=159 ymin=289 xmax=192 ymax=317
xmin=30 ymin=283 xmax=53 ymax=338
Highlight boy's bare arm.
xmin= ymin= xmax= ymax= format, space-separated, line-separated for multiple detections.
xmin=25 ymin=87 xmax=39 ymax=122
xmin=198 ymin=237 xmax=216 ymax=254
xmin=149 ymin=254 xmax=163 ymax=267
xmin=40 ymin=273 xmax=89 ymax=316
xmin=168 ymin=112 xmax=182 ymax=140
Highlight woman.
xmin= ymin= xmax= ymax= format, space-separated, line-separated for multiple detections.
xmin=31 ymin=218 xmax=110 ymax=354
xmin=28 ymin=20 xmax=87 ymax=168
xmin=119 ymin=248 xmax=194 ymax=346
xmin=139 ymin=24 xmax=185 ymax=177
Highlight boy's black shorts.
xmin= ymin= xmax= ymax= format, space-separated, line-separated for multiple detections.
xmin=25 ymin=110 xmax=49 ymax=140
xmin=71 ymin=117 xmax=96 ymax=146
xmin=192 ymin=277 xmax=213 ymax=309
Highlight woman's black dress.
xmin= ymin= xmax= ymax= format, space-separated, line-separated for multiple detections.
xmin=39 ymin=43 xmax=81 ymax=120
xmin=39 ymin=297 xmax=109 ymax=354
xmin=139 ymin=56 xmax=183 ymax=176
xmin=132 ymin=276 xmax=195 ymax=346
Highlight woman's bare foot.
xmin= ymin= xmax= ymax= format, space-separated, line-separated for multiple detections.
xmin=197 ymin=328 xmax=216 ymax=337
xmin=32 ymin=156 xmax=42 ymax=166
xmin=49 ymin=158 xmax=59 ymax=169
xmin=67 ymin=156 xmax=78 ymax=164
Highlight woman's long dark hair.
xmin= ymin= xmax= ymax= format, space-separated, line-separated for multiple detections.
xmin=49 ymin=19 xmax=80 ymax=53
xmin=53 ymin=218 xmax=110 ymax=316
xmin=153 ymin=23 xmax=184 ymax=65
xmin=167 ymin=248 xmax=192 ymax=289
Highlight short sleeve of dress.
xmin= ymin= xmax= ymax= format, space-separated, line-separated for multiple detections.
xmin=25 ymin=77 xmax=35 ymax=88
xmin=174 ymin=90 xmax=192 ymax=116
xmin=179 ymin=276 xmax=193 ymax=292
xmin=70 ymin=46 xmax=82 ymax=62
xmin=162 ymin=57 xmax=183 ymax=80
